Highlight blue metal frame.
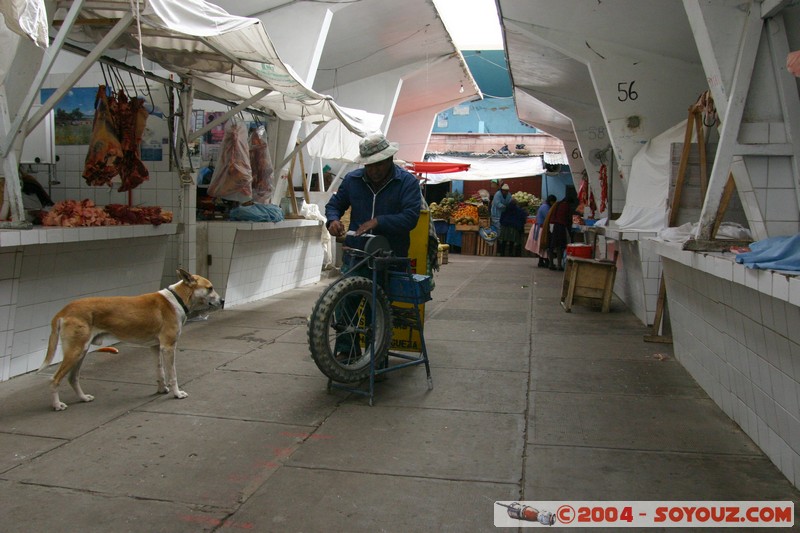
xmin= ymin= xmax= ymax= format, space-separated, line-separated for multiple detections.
xmin=327 ymin=250 xmax=433 ymax=406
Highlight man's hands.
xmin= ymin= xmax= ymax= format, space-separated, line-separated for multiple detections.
xmin=356 ymin=218 xmax=378 ymax=235
xmin=327 ymin=219 xmax=346 ymax=237
xmin=327 ymin=218 xmax=378 ymax=237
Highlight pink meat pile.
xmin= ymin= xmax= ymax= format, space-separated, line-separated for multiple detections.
xmin=42 ymin=200 xmax=173 ymax=227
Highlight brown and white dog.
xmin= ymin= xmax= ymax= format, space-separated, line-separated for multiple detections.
xmin=39 ymin=269 xmax=224 ymax=411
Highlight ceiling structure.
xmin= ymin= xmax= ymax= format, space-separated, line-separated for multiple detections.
xmin=217 ymin=0 xmax=481 ymax=125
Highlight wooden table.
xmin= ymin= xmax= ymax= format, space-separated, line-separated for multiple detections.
xmin=560 ymin=256 xmax=617 ymax=313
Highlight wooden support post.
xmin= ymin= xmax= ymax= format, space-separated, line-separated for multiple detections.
xmin=711 ymin=172 xmax=736 ymax=239
xmin=285 ymin=149 xmax=302 ymax=219
xmin=298 ymin=144 xmax=311 ymax=204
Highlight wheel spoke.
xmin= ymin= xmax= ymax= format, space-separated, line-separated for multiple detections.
xmin=308 ymin=276 xmax=393 ymax=383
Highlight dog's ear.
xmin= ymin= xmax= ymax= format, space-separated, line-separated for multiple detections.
xmin=177 ymin=268 xmax=196 ymax=286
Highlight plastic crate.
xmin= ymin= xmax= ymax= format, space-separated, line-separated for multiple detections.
xmin=385 ymin=272 xmax=433 ymax=303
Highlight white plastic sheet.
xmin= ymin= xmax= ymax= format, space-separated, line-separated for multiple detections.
xmin=613 ymin=120 xmax=691 ymax=232
xmin=0 ymin=0 xmax=48 ymax=48
xmin=420 ymin=154 xmax=545 ymax=183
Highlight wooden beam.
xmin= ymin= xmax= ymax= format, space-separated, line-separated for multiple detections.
xmin=669 ymin=108 xmax=696 ymax=227
xmin=710 ymin=173 xmax=737 ymax=239
xmin=682 ymin=239 xmax=752 ymax=252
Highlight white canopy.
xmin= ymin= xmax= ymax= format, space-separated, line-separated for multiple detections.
xmin=50 ymin=0 xmax=373 ymax=134
xmin=299 ymin=111 xmax=384 ymax=163
xmin=419 ymin=154 xmax=545 ymax=184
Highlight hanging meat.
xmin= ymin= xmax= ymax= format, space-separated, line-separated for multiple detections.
xmin=82 ymin=85 xmax=123 ymax=186
xmin=249 ymin=125 xmax=274 ymax=204
xmin=82 ymin=85 xmax=150 ymax=191
xmin=599 ymin=163 xmax=608 ymax=213
xmin=207 ymin=118 xmax=253 ymax=203
xmin=114 ymin=89 xmax=150 ymax=192
xmin=577 ymin=175 xmax=597 ymax=218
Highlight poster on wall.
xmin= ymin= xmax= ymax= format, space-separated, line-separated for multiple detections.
xmin=40 ymin=87 xmax=96 ymax=145
xmin=140 ymin=87 xmax=170 ymax=161
xmin=40 ymin=86 xmax=170 ymax=161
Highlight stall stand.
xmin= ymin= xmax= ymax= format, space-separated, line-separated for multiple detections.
xmin=0 ymin=0 xmax=372 ymax=382
xmin=0 ymin=223 xmax=177 ymax=381
xmin=200 ymin=219 xmax=324 ymax=307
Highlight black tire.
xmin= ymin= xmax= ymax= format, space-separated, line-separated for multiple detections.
xmin=308 ymin=276 xmax=393 ymax=383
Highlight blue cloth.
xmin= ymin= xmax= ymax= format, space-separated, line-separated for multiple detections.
xmin=491 ymin=190 xmax=512 ymax=227
xmin=534 ymin=201 xmax=551 ymax=239
xmin=197 ymin=166 xmax=214 ymax=185
xmin=500 ymin=202 xmax=528 ymax=230
xmin=325 ymin=164 xmax=421 ymax=258
xmin=229 ymin=203 xmax=284 ymax=222
xmin=735 ymin=234 xmax=800 ymax=271
xmin=445 ymin=223 xmax=462 ymax=247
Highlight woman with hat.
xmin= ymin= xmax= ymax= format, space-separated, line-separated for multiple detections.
xmin=325 ymin=132 xmax=422 ymax=266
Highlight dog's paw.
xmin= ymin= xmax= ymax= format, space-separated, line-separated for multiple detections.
xmin=173 ymin=390 xmax=188 ymax=399
xmin=157 ymin=386 xmax=170 ymax=394
xmin=54 ymin=402 xmax=68 ymax=411
xmin=80 ymin=394 xmax=95 ymax=403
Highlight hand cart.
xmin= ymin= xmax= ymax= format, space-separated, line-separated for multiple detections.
xmin=307 ymin=235 xmax=433 ymax=405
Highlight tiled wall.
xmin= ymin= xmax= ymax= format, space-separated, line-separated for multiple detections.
xmin=660 ymin=251 xmax=800 ymax=487
xmin=204 ymin=221 xmax=324 ymax=307
xmin=599 ymin=233 xmax=662 ymax=327
xmin=27 ymin=144 xmax=178 ymax=211
xmin=0 ymin=249 xmax=22 ymax=382
xmin=1 ymin=236 xmax=169 ymax=381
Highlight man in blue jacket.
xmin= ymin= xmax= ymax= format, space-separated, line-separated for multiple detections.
xmin=325 ymin=132 xmax=422 ymax=266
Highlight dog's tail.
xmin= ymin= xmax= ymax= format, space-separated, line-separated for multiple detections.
xmin=37 ymin=317 xmax=62 ymax=373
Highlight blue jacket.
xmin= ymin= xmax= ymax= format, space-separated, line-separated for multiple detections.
xmin=491 ymin=190 xmax=512 ymax=224
xmin=500 ymin=202 xmax=528 ymax=230
xmin=325 ymin=164 xmax=422 ymax=258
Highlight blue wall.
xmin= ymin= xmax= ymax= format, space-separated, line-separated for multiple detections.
xmin=432 ymin=50 xmax=540 ymax=135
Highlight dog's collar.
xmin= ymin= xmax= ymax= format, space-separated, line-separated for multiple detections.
xmin=166 ymin=287 xmax=190 ymax=316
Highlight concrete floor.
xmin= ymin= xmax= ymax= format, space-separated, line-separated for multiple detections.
xmin=0 ymin=254 xmax=798 ymax=532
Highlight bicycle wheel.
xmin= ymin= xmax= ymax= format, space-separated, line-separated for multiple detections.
xmin=308 ymin=276 xmax=393 ymax=383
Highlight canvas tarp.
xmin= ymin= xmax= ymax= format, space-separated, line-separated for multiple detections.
xmin=612 ymin=120 xmax=693 ymax=232
xmin=299 ymin=113 xmax=384 ymax=163
xmin=32 ymin=0 xmax=373 ymax=135
xmin=420 ymin=154 xmax=545 ymax=184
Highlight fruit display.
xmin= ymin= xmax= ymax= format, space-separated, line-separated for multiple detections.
xmin=451 ymin=203 xmax=479 ymax=225
xmin=429 ymin=194 xmax=463 ymax=221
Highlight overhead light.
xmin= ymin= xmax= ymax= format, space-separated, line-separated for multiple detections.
xmin=459 ymin=83 xmax=464 ymax=94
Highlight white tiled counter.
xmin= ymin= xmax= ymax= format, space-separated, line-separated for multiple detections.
xmin=648 ymin=237 xmax=800 ymax=487
xmin=599 ymin=226 xmax=660 ymax=325
xmin=0 ymin=224 xmax=177 ymax=381
xmin=202 ymin=219 xmax=325 ymax=307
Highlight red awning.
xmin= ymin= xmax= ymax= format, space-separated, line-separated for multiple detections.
xmin=411 ymin=162 xmax=471 ymax=174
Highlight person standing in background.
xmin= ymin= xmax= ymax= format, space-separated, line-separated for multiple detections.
xmin=498 ymin=199 xmax=528 ymax=257
xmin=527 ymin=194 xmax=555 ymax=267
xmin=491 ymin=183 xmax=512 ymax=229
xmin=547 ymin=190 xmax=578 ymax=271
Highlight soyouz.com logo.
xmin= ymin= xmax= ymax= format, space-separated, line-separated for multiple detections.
xmin=493 ymin=501 xmax=794 ymax=527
